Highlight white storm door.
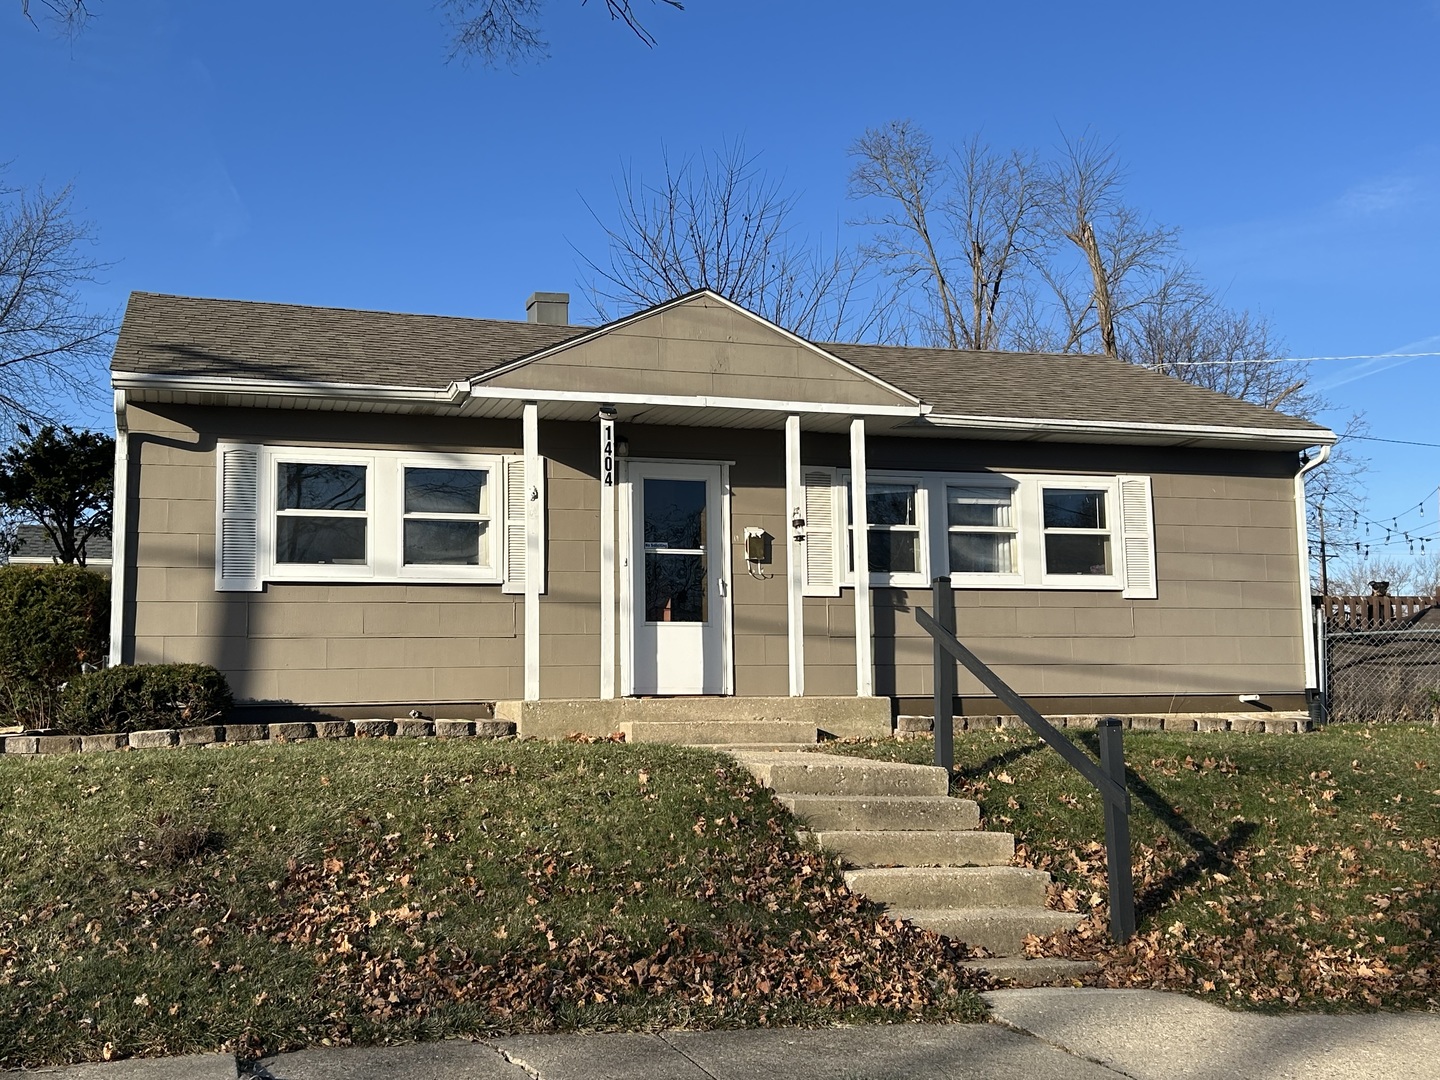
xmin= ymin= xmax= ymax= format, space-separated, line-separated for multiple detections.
xmin=628 ymin=462 xmax=731 ymax=695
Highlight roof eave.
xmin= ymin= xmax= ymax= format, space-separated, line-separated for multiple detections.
xmin=914 ymin=413 xmax=1337 ymax=451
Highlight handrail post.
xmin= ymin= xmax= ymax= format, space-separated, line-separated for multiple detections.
xmin=932 ymin=577 xmax=955 ymax=771
xmin=1097 ymin=717 xmax=1136 ymax=943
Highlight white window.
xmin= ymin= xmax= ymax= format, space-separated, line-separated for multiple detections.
xmin=216 ymin=443 xmax=537 ymax=591
xmin=841 ymin=475 xmax=928 ymax=587
xmin=1041 ymin=485 xmax=1112 ymax=580
xmin=804 ymin=467 xmax=1154 ymax=597
xmin=946 ymin=482 xmax=1019 ymax=579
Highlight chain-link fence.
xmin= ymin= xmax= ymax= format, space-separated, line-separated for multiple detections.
xmin=1323 ymin=625 xmax=1440 ymax=723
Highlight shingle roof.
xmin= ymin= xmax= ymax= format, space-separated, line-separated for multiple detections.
xmin=112 ymin=291 xmax=1328 ymax=438
xmin=8 ymin=524 xmax=112 ymax=563
xmin=822 ymin=342 xmax=1324 ymax=434
xmin=112 ymin=292 xmax=587 ymax=388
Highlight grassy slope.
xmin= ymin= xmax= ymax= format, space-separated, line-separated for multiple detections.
xmin=0 ymin=740 xmax=983 ymax=1067
xmin=832 ymin=725 xmax=1440 ymax=1010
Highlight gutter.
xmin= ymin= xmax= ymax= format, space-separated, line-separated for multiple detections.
xmin=108 ymin=389 xmax=129 ymax=668
xmin=916 ymin=412 xmax=1337 ymax=450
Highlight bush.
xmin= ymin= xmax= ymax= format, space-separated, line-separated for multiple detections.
xmin=58 ymin=663 xmax=233 ymax=735
xmin=0 ymin=564 xmax=109 ymax=727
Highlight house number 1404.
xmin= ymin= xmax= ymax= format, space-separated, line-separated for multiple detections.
xmin=600 ymin=417 xmax=615 ymax=487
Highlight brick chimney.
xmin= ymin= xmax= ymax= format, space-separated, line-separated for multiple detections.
xmin=525 ymin=292 xmax=570 ymax=325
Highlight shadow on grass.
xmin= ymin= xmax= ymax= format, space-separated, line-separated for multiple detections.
xmin=949 ymin=739 xmax=1046 ymax=789
xmin=1070 ymin=730 xmax=1260 ymax=919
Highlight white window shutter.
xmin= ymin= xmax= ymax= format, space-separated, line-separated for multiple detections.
xmin=1119 ymin=475 xmax=1157 ymax=599
xmin=215 ymin=443 xmax=262 ymax=592
xmin=801 ymin=467 xmax=841 ymax=597
xmin=502 ymin=455 xmax=546 ymax=594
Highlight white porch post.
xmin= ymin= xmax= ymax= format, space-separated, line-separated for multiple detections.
xmin=784 ymin=414 xmax=805 ymax=696
xmin=850 ymin=416 xmax=873 ymax=696
xmin=523 ymin=402 xmax=541 ymax=701
xmin=598 ymin=407 xmax=617 ymax=699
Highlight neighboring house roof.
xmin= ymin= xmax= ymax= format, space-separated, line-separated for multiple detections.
xmin=111 ymin=290 xmax=1333 ymax=448
xmin=8 ymin=524 xmax=112 ymax=565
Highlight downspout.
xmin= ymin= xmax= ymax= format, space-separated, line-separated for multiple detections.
xmin=108 ymin=389 xmax=129 ymax=668
xmin=1295 ymin=444 xmax=1331 ymax=720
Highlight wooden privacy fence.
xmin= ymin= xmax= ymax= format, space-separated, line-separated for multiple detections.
xmin=1319 ymin=593 xmax=1439 ymax=631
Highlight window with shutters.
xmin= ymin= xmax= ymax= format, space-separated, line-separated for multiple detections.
xmin=216 ymin=443 xmax=521 ymax=589
xmin=809 ymin=468 xmax=1154 ymax=597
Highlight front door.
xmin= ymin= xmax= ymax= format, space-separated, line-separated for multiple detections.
xmin=626 ymin=462 xmax=731 ymax=695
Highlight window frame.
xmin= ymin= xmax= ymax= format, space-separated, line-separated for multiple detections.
xmin=394 ymin=453 xmax=498 ymax=581
xmin=257 ymin=445 xmax=506 ymax=585
xmin=1038 ymin=480 xmax=1118 ymax=587
xmin=833 ymin=468 xmax=1128 ymax=592
xmin=942 ymin=477 xmax=1025 ymax=587
xmin=839 ymin=471 xmax=930 ymax=588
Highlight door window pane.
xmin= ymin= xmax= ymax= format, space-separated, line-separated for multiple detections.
xmin=644 ymin=479 xmax=706 ymax=550
xmin=645 ymin=553 xmax=707 ymax=622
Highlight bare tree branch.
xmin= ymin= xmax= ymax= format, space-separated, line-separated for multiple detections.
xmin=0 ymin=172 xmax=115 ymax=438
xmin=578 ymin=142 xmax=895 ymax=342
xmin=441 ymin=0 xmax=683 ymax=66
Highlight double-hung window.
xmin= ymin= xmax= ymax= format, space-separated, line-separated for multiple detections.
xmin=1041 ymin=485 xmax=1112 ymax=579
xmin=843 ymin=476 xmax=927 ymax=587
xmin=216 ymin=443 xmax=532 ymax=590
xmin=946 ymin=482 xmax=1018 ymax=578
xmin=401 ymin=463 xmax=493 ymax=573
xmin=273 ymin=457 xmax=371 ymax=575
xmin=806 ymin=467 xmax=1153 ymax=597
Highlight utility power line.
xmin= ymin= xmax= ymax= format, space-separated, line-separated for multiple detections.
xmin=1149 ymin=351 xmax=1440 ymax=369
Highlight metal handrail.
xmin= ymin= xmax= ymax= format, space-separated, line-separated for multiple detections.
xmin=916 ymin=576 xmax=1136 ymax=943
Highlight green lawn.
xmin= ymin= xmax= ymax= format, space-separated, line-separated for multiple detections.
xmin=0 ymin=739 xmax=983 ymax=1068
xmin=830 ymin=723 xmax=1440 ymax=1010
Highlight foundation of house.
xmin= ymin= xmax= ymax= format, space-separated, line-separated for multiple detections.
xmin=494 ymin=696 xmax=892 ymax=742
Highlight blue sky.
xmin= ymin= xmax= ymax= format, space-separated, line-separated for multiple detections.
xmin=5 ymin=0 xmax=1439 ymax=562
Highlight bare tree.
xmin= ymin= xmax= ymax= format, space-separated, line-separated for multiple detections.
xmin=579 ymin=143 xmax=893 ymax=342
xmin=441 ymin=0 xmax=683 ymax=65
xmin=0 ymin=174 xmax=115 ymax=434
xmin=19 ymin=0 xmax=90 ymax=36
xmin=848 ymin=122 xmax=1043 ymax=351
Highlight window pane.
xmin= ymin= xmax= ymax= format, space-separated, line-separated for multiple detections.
xmin=645 ymin=552 xmax=706 ymax=622
xmin=404 ymin=520 xmax=487 ymax=566
xmin=1045 ymin=534 xmax=1111 ymax=575
xmin=276 ymin=517 xmax=366 ymax=564
xmin=868 ymin=530 xmax=918 ymax=574
xmin=866 ymin=483 xmax=916 ymax=527
xmin=948 ymin=486 xmax=1012 ymax=528
xmin=949 ymin=532 xmax=1014 ymax=574
xmin=277 ymin=463 xmax=367 ymax=511
xmin=1043 ymin=488 xmax=1106 ymax=530
xmin=643 ymin=479 xmax=706 ymax=550
xmin=405 ymin=468 xmax=486 ymax=515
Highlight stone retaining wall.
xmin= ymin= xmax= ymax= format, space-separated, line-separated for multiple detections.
xmin=893 ymin=711 xmax=1315 ymax=738
xmin=0 ymin=718 xmax=518 ymax=758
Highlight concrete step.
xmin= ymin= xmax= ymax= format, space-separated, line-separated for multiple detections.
xmin=734 ymin=752 xmax=950 ymax=797
xmin=699 ymin=743 xmax=826 ymax=753
xmin=890 ymin=906 xmax=1083 ymax=955
xmin=813 ymin=829 xmax=1015 ymax=867
xmin=621 ymin=720 xmax=816 ymax=745
xmin=846 ymin=866 xmax=1050 ymax=909
xmin=779 ymin=794 xmax=980 ymax=832
xmin=960 ymin=956 xmax=1097 ymax=986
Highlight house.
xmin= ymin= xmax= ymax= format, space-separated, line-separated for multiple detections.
xmin=7 ymin=523 xmax=113 ymax=570
xmin=107 ymin=289 xmax=1335 ymax=736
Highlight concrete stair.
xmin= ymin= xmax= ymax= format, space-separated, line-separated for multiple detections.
xmin=621 ymin=719 xmax=817 ymax=746
xmin=731 ymin=750 xmax=1095 ymax=988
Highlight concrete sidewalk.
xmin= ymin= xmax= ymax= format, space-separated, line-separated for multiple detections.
xmin=7 ymin=990 xmax=1437 ymax=1079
